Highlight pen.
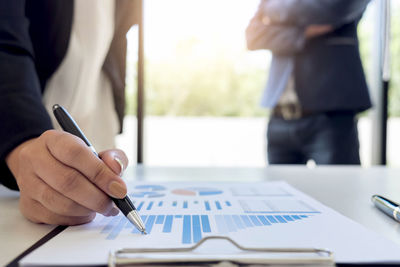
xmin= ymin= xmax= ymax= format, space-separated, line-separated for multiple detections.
xmin=52 ymin=104 xmax=147 ymax=234
xmin=371 ymin=195 xmax=400 ymax=222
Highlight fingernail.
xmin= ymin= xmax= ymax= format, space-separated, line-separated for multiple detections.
xmin=109 ymin=181 xmax=127 ymax=198
xmin=108 ymin=207 xmax=119 ymax=216
xmin=114 ymin=156 xmax=124 ymax=177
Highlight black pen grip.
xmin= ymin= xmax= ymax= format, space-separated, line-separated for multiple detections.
xmin=113 ymin=197 xmax=136 ymax=216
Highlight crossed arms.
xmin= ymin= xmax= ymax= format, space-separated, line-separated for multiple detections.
xmin=246 ymin=0 xmax=370 ymax=55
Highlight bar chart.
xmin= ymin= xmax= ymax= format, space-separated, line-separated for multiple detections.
xmin=99 ymin=182 xmax=321 ymax=245
xmin=100 ymin=213 xmax=311 ymax=244
xmin=132 ymin=199 xmax=234 ymax=212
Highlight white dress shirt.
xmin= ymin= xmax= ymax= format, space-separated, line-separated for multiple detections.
xmin=43 ymin=0 xmax=118 ymax=152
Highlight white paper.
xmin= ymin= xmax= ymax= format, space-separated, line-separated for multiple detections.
xmin=21 ymin=181 xmax=400 ymax=266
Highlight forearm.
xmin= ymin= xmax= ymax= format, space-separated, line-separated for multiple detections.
xmin=0 ymin=62 xmax=53 ymax=189
xmin=0 ymin=0 xmax=53 ymax=189
xmin=246 ymin=20 xmax=305 ymax=55
xmin=261 ymin=0 xmax=370 ymax=27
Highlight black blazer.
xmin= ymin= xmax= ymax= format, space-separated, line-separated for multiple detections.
xmin=0 ymin=0 xmax=137 ymax=190
xmin=294 ymin=20 xmax=371 ymax=112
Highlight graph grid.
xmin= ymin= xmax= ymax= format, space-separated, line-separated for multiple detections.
xmin=100 ymin=214 xmax=310 ymax=244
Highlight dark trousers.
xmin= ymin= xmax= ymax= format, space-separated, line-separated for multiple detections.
xmin=267 ymin=112 xmax=361 ymax=165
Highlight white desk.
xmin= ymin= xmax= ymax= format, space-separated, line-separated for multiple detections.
xmin=1 ymin=166 xmax=400 ymax=266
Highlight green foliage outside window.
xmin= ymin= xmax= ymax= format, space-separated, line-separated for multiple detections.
xmin=126 ymin=2 xmax=400 ymax=118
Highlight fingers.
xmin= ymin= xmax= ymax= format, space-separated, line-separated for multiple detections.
xmin=99 ymin=149 xmax=129 ymax=176
xmin=38 ymin=180 xmax=93 ymax=217
xmin=30 ymin=148 xmax=116 ymax=216
xmin=44 ymin=130 xmax=127 ymax=199
xmin=34 ymin=173 xmax=118 ymax=217
xmin=20 ymin=197 xmax=96 ymax=226
xmin=8 ymin=130 xmax=128 ymax=226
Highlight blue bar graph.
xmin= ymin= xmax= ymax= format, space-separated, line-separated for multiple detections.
xmin=163 ymin=215 xmax=173 ymax=233
xmin=147 ymin=201 xmax=154 ymax=210
xmin=131 ymin=199 xmax=241 ymax=211
xmin=182 ymin=215 xmax=191 ymax=244
xmin=136 ymin=201 xmax=144 ymax=211
xmin=107 ymin=217 xmax=127 ymax=240
xmin=201 ymin=215 xmax=211 ymax=232
xmin=267 ymin=215 xmax=278 ymax=223
xmin=156 ymin=215 xmax=165 ymax=224
xmin=101 ymin=216 xmax=120 ymax=233
xmin=145 ymin=215 xmax=156 ymax=233
xmin=249 ymin=215 xmax=262 ymax=226
xmin=257 ymin=215 xmax=271 ymax=225
xmin=283 ymin=215 xmax=294 ymax=221
xmin=192 ymin=215 xmax=202 ymax=243
xmin=102 ymin=214 xmax=312 ymax=242
xmin=241 ymin=215 xmax=253 ymax=227
xmin=232 ymin=215 xmax=245 ymax=229
xmin=292 ymin=215 xmax=301 ymax=220
xmin=275 ymin=215 xmax=287 ymax=223
xmin=224 ymin=215 xmax=236 ymax=232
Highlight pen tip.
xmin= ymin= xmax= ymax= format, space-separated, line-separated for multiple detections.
xmin=142 ymin=231 xmax=148 ymax=235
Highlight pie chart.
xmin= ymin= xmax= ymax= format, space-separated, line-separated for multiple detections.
xmin=171 ymin=187 xmax=223 ymax=196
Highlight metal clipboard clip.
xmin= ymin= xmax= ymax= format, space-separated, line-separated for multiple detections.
xmin=108 ymin=236 xmax=335 ymax=266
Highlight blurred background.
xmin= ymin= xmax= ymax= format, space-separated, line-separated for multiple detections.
xmin=116 ymin=0 xmax=400 ymax=167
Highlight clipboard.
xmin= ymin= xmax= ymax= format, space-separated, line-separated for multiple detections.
xmin=108 ymin=236 xmax=335 ymax=267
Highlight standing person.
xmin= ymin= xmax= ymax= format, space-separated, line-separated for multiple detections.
xmin=246 ymin=0 xmax=372 ymax=165
xmin=0 ymin=0 xmax=138 ymax=225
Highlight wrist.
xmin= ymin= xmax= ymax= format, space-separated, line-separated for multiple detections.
xmin=5 ymin=138 xmax=36 ymax=180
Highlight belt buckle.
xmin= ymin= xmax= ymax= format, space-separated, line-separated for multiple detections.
xmin=281 ymin=104 xmax=302 ymax=120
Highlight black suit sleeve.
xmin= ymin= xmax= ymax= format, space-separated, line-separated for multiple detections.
xmin=0 ymin=0 xmax=53 ymax=190
xmin=261 ymin=0 xmax=370 ymax=27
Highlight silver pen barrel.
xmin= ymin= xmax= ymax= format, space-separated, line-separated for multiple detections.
xmin=127 ymin=210 xmax=147 ymax=234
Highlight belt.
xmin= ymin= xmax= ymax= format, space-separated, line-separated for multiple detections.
xmin=271 ymin=104 xmax=315 ymax=120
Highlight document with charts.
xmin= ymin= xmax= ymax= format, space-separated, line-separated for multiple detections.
xmin=21 ymin=181 xmax=400 ymax=265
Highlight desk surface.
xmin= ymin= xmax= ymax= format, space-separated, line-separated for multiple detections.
xmin=1 ymin=165 xmax=400 ymax=266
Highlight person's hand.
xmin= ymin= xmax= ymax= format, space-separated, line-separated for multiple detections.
xmin=304 ymin=25 xmax=333 ymax=39
xmin=5 ymin=130 xmax=129 ymax=225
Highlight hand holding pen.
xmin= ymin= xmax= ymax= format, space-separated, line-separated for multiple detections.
xmin=6 ymin=105 xmax=145 ymax=233
xmin=52 ymin=104 xmax=145 ymax=233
